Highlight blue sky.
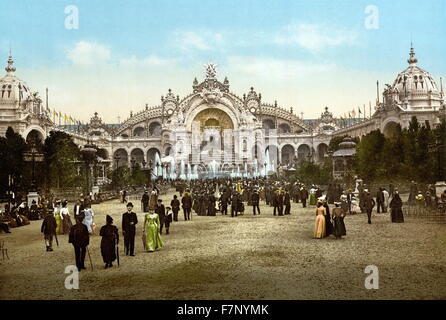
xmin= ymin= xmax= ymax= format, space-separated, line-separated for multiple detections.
xmin=1 ymin=0 xmax=445 ymax=122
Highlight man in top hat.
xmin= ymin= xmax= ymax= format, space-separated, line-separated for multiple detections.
xmin=141 ymin=191 xmax=150 ymax=212
xmin=251 ymin=189 xmax=260 ymax=215
xmin=122 ymin=202 xmax=138 ymax=256
xmin=155 ymin=199 xmax=166 ymax=234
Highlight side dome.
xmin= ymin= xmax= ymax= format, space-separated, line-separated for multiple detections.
xmin=0 ymin=55 xmax=34 ymax=103
xmin=388 ymin=46 xmax=442 ymax=111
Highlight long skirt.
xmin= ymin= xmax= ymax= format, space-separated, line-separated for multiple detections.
xmin=55 ymin=214 xmax=62 ymax=234
xmin=324 ymin=213 xmax=333 ymax=236
xmin=61 ymin=214 xmax=72 ymax=234
xmin=101 ymin=238 xmax=116 ymax=264
xmin=309 ymin=194 xmax=317 ymax=206
xmin=144 ymin=224 xmax=163 ymax=252
xmin=391 ymin=208 xmax=404 ymax=223
xmin=333 ymin=216 xmax=346 ymax=237
xmin=313 ymin=214 xmax=326 ymax=239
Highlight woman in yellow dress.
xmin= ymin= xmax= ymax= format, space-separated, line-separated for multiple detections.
xmin=54 ymin=200 xmax=62 ymax=234
xmin=143 ymin=210 xmax=163 ymax=252
xmin=313 ymin=202 xmax=326 ymax=239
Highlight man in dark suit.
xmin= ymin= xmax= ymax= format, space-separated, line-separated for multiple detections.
xmin=231 ymin=192 xmax=240 ymax=217
xmin=73 ymin=200 xmax=83 ymax=218
xmin=284 ymin=191 xmax=291 ymax=215
xmin=41 ymin=212 xmax=57 ymax=252
xmin=141 ymin=191 xmax=150 ymax=212
xmin=155 ymin=199 xmax=166 ymax=234
xmin=220 ymin=190 xmax=230 ymax=215
xmin=122 ymin=202 xmax=138 ymax=256
xmin=170 ymin=195 xmax=180 ymax=221
xmin=181 ymin=191 xmax=192 ymax=221
xmin=300 ymin=187 xmax=309 ymax=208
xmin=68 ymin=214 xmax=90 ymax=271
xmin=251 ymin=189 xmax=260 ymax=215
xmin=364 ymin=191 xmax=376 ymax=224
xmin=376 ymin=188 xmax=385 ymax=213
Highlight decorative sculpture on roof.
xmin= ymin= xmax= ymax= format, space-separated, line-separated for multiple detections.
xmin=204 ymin=63 xmax=217 ymax=79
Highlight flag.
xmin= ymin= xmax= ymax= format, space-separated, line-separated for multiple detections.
xmin=358 ymin=107 xmax=362 ymax=114
xmin=53 ymin=109 xmax=57 ymax=116
xmin=351 ymin=109 xmax=356 ymax=117
xmin=64 ymin=114 xmax=68 ymax=121
xmin=348 ymin=112 xmax=351 ymax=118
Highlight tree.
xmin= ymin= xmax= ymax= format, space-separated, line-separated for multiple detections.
xmin=43 ymin=131 xmax=81 ymax=189
xmin=355 ymin=129 xmax=385 ymax=181
xmin=0 ymin=127 xmax=28 ymax=198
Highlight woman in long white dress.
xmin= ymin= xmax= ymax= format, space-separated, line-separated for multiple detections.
xmin=60 ymin=200 xmax=73 ymax=234
xmin=82 ymin=202 xmax=95 ymax=234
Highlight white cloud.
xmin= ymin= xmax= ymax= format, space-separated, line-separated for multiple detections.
xmin=275 ymin=23 xmax=358 ymax=52
xmin=227 ymin=56 xmax=336 ymax=80
xmin=66 ymin=41 xmax=111 ymax=65
xmin=173 ymin=30 xmax=224 ymax=51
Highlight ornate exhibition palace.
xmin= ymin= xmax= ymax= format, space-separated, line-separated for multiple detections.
xmin=0 ymin=47 xmax=444 ymax=179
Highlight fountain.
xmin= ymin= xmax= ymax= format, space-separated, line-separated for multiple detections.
xmin=154 ymin=152 xmax=162 ymax=177
xmin=170 ymin=158 xmax=176 ymax=180
xmin=180 ymin=159 xmax=186 ymax=180
xmin=265 ymin=149 xmax=271 ymax=176
xmin=187 ymin=163 xmax=192 ymax=180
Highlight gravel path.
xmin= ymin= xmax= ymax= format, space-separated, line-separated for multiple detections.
xmin=1 ymin=189 xmax=445 ymax=300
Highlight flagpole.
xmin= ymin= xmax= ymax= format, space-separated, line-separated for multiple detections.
xmin=46 ymin=88 xmax=48 ymax=112
xmin=369 ymin=101 xmax=372 ymax=119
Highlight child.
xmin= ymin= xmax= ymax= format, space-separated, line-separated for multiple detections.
xmin=165 ymin=206 xmax=173 ymax=235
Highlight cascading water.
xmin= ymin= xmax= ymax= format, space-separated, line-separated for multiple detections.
xmin=265 ymin=149 xmax=271 ymax=176
xmin=170 ymin=158 xmax=176 ymax=180
xmin=187 ymin=163 xmax=192 ymax=180
xmin=154 ymin=152 xmax=162 ymax=177
xmin=180 ymin=159 xmax=186 ymax=180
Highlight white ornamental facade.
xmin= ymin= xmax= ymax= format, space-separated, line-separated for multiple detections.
xmin=0 ymin=48 xmax=444 ymax=177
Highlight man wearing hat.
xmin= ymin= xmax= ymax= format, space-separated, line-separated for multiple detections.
xmin=100 ymin=215 xmax=119 ymax=268
xmin=364 ymin=191 xmax=376 ymax=224
xmin=155 ymin=199 xmax=166 ymax=234
xmin=122 ymin=202 xmax=138 ymax=256
xmin=69 ymin=213 xmax=90 ymax=271
xmin=141 ymin=191 xmax=150 ymax=212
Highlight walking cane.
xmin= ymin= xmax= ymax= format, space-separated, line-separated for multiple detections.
xmin=116 ymin=242 xmax=120 ymax=267
xmin=86 ymin=246 xmax=94 ymax=270
xmin=54 ymin=232 xmax=59 ymax=247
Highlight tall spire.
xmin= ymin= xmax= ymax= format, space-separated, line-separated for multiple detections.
xmin=5 ymin=45 xmax=16 ymax=73
xmin=407 ymin=43 xmax=418 ymax=66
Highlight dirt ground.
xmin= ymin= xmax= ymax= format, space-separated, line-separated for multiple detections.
xmin=1 ymin=189 xmax=445 ymax=300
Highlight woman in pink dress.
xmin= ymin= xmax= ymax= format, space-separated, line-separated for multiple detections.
xmin=313 ymin=202 xmax=326 ymax=239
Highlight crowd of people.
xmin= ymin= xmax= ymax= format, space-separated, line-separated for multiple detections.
xmin=2 ymin=176 xmax=445 ymax=271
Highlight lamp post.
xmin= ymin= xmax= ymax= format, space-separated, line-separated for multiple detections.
xmin=264 ymin=162 xmax=267 ymax=177
xmin=80 ymin=141 xmax=97 ymax=199
xmin=23 ymin=141 xmax=44 ymax=206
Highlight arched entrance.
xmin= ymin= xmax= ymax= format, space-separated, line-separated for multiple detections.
xmin=297 ymin=144 xmax=311 ymax=160
xmin=25 ymin=129 xmax=44 ymax=145
xmin=281 ymin=144 xmax=295 ymax=165
xmin=317 ymin=143 xmax=329 ymax=160
xmin=130 ymin=148 xmax=144 ymax=166
xmin=383 ymin=121 xmax=400 ymax=138
xmin=114 ymin=149 xmax=128 ymax=168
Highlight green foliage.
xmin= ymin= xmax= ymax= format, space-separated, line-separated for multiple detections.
xmin=355 ymin=116 xmax=445 ymax=183
xmin=43 ymin=131 xmax=81 ymax=189
xmin=0 ymin=127 xmax=28 ymax=196
xmin=296 ymin=160 xmax=332 ymax=185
